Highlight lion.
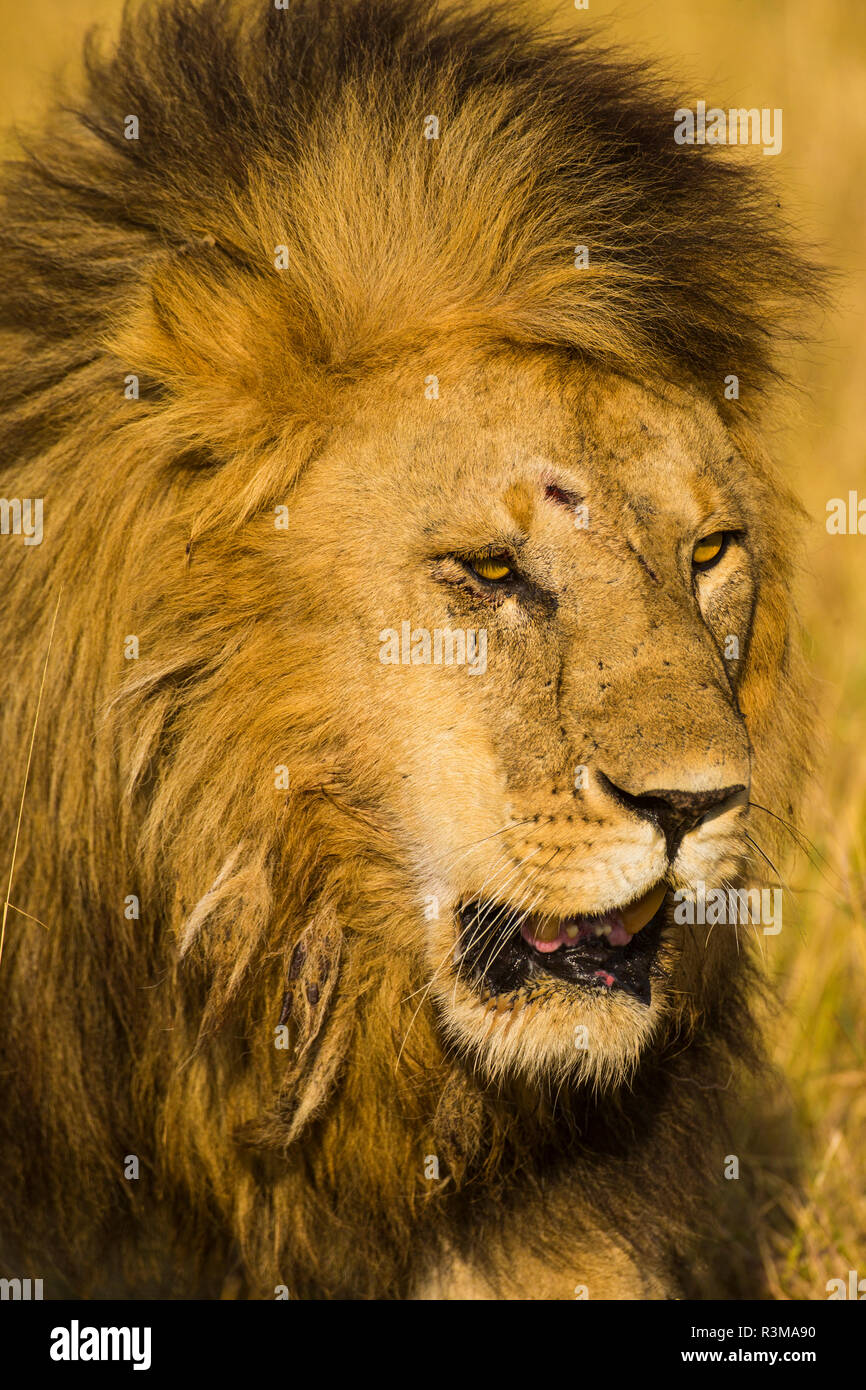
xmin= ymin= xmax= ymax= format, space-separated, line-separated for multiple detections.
xmin=0 ymin=0 xmax=822 ymax=1299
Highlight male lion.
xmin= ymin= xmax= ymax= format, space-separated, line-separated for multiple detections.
xmin=0 ymin=0 xmax=820 ymax=1299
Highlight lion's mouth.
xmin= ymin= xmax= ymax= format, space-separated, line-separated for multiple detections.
xmin=457 ymin=883 xmax=668 ymax=1006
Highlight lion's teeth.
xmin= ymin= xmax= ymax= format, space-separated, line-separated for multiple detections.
xmin=619 ymin=882 xmax=666 ymax=935
xmin=524 ymin=914 xmax=561 ymax=942
xmin=520 ymin=921 xmax=565 ymax=952
xmin=511 ymin=884 xmax=666 ymax=956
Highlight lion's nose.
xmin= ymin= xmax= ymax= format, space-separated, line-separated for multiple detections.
xmin=598 ymin=775 xmax=747 ymax=859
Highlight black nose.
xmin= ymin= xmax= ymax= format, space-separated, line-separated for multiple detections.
xmin=599 ymin=776 xmax=747 ymax=859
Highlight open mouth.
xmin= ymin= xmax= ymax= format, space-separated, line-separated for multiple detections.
xmin=457 ymin=883 xmax=668 ymax=1006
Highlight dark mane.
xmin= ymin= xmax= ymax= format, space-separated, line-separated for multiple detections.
xmin=1 ymin=0 xmax=820 ymax=467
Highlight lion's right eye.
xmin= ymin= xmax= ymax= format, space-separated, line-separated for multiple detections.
xmin=691 ymin=531 xmax=727 ymax=570
xmin=467 ymin=555 xmax=513 ymax=582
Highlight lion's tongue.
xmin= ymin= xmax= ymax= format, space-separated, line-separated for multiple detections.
xmin=520 ymin=883 xmax=666 ymax=954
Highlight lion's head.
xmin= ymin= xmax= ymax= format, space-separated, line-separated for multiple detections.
xmin=282 ymin=354 xmax=768 ymax=1090
xmin=0 ymin=0 xmax=822 ymax=1297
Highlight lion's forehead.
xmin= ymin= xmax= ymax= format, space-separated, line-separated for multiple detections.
xmin=338 ymin=360 xmax=744 ymax=542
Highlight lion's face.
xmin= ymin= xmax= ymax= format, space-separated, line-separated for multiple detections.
xmin=286 ymin=351 xmax=758 ymax=1087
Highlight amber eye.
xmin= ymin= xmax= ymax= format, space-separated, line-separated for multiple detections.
xmin=692 ymin=531 xmax=726 ymax=569
xmin=468 ymin=555 xmax=513 ymax=582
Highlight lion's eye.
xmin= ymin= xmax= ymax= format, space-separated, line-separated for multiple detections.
xmin=692 ymin=531 xmax=727 ymax=569
xmin=467 ymin=555 xmax=513 ymax=582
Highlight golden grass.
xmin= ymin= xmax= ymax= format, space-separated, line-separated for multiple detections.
xmin=0 ymin=0 xmax=862 ymax=1299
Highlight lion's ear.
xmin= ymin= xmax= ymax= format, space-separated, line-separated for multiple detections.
xmin=236 ymin=903 xmax=349 ymax=1153
xmin=279 ymin=904 xmax=351 ymax=1145
xmin=240 ymin=904 xmax=350 ymax=1151
xmin=279 ymin=905 xmax=342 ymax=1069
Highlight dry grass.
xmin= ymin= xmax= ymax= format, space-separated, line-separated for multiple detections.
xmin=0 ymin=0 xmax=862 ymax=1299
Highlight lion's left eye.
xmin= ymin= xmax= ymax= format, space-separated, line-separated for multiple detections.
xmin=467 ymin=555 xmax=513 ymax=582
xmin=692 ymin=531 xmax=727 ymax=569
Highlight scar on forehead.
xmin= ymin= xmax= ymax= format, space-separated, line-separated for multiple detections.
xmin=504 ymin=477 xmax=584 ymax=528
xmin=543 ymin=480 xmax=583 ymax=511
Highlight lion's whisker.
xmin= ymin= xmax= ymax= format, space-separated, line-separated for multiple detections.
xmin=747 ymin=799 xmax=841 ymax=888
xmin=452 ymin=850 xmax=550 ymax=1002
xmin=472 ymin=845 xmax=569 ymax=983
xmin=434 ymin=817 xmax=535 ymax=880
xmin=395 ymin=846 xmax=549 ymax=1068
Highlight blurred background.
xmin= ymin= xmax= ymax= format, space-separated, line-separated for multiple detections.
xmin=1 ymin=0 xmax=863 ymax=1298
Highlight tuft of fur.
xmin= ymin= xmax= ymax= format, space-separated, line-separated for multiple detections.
xmin=0 ymin=0 xmax=822 ymax=1298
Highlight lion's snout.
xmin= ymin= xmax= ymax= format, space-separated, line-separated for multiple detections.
xmin=597 ymin=776 xmax=748 ymax=860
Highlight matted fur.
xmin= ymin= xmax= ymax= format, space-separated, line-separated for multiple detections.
xmin=0 ymin=0 xmax=822 ymax=1298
